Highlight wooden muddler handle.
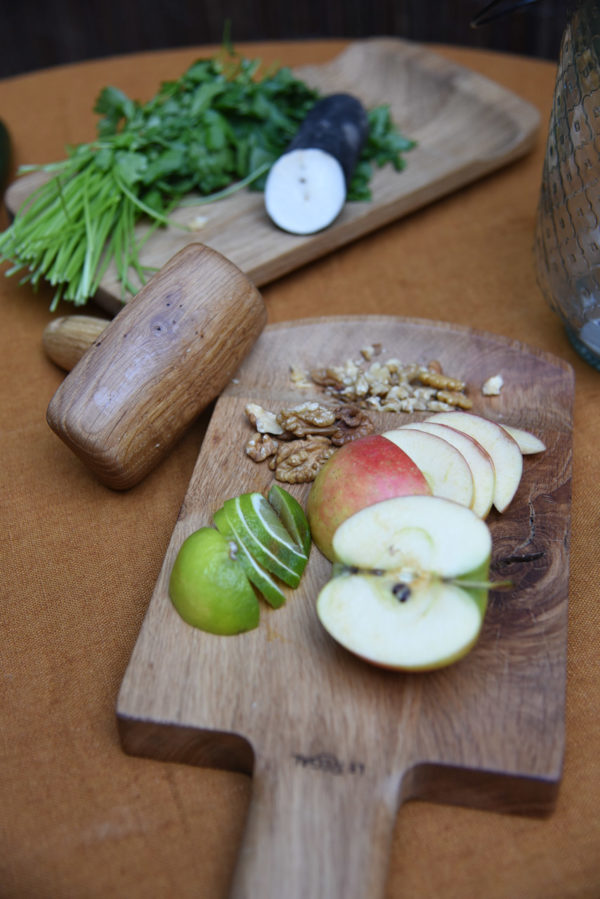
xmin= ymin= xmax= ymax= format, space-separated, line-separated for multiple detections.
xmin=46 ymin=243 xmax=266 ymax=489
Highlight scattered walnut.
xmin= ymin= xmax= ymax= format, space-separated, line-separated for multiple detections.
xmin=436 ymin=389 xmax=473 ymax=409
xmin=276 ymin=402 xmax=337 ymax=437
xmin=309 ymin=368 xmax=346 ymax=389
xmin=482 ymin=374 xmax=504 ymax=396
xmin=330 ymin=405 xmax=375 ymax=445
xmin=289 ymin=364 xmax=312 ymax=389
xmin=245 ymin=433 xmax=279 ymax=462
xmin=245 ymin=403 xmax=285 ymax=435
xmin=270 ymin=437 xmax=335 ymax=484
xmin=360 ymin=343 xmax=382 ymax=360
xmin=306 ymin=350 xmax=470 ymax=413
xmin=244 ymin=345 xmax=475 ymax=482
xmin=244 ymin=399 xmax=372 ymax=481
xmin=418 ymin=369 xmax=466 ymax=391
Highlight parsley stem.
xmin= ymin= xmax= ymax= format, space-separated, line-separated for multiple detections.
xmin=178 ymin=161 xmax=271 ymax=207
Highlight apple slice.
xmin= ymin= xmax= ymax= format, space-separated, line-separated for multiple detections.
xmin=501 ymin=424 xmax=546 ymax=454
xmin=426 ymin=411 xmax=523 ymax=513
xmin=399 ymin=421 xmax=496 ymax=518
xmin=317 ymin=495 xmax=492 ymax=670
xmin=382 ymin=427 xmax=474 ymax=510
xmin=213 ymin=506 xmax=287 ymax=609
xmin=236 ymin=492 xmax=308 ymax=570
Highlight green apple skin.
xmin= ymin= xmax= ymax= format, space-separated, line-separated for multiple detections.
xmin=236 ymin=492 xmax=308 ymax=570
xmin=169 ymin=528 xmax=260 ymax=635
xmin=306 ymin=434 xmax=431 ymax=562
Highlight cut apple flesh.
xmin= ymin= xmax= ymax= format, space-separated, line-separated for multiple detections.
xmin=382 ymin=428 xmax=474 ymax=510
xmin=426 ymin=411 xmax=523 ymax=513
xmin=400 ymin=421 xmax=496 ymax=518
xmin=331 ymin=494 xmax=492 ymax=579
xmin=501 ymin=424 xmax=546 ymax=454
xmin=317 ymin=574 xmax=485 ymax=671
xmin=317 ymin=495 xmax=492 ymax=671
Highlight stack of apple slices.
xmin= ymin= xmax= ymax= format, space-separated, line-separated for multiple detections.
xmin=310 ymin=411 xmax=545 ymax=671
xmin=169 ymin=485 xmax=311 ymax=635
xmin=385 ymin=410 xmax=545 ymax=518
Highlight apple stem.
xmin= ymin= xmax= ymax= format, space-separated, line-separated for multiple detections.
xmin=448 ymin=577 xmax=513 ymax=590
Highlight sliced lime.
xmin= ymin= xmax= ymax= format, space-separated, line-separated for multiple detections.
xmin=222 ymin=496 xmax=306 ymax=588
xmin=168 ymin=528 xmax=259 ymax=635
xmin=237 ymin=492 xmax=308 ymax=569
xmin=267 ymin=484 xmax=311 ymax=556
xmin=213 ymin=506 xmax=287 ymax=609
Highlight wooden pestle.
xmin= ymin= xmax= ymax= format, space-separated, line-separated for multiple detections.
xmin=46 ymin=243 xmax=266 ymax=489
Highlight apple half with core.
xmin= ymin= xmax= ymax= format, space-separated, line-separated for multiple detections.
xmin=316 ymin=495 xmax=493 ymax=670
xmin=307 ymin=434 xmax=431 ymax=562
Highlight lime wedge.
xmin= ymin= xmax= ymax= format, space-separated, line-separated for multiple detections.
xmin=267 ymin=484 xmax=311 ymax=556
xmin=237 ymin=492 xmax=308 ymax=569
xmin=222 ymin=496 xmax=306 ymax=588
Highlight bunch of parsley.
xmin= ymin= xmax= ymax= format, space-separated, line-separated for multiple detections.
xmin=0 ymin=49 xmax=415 ymax=308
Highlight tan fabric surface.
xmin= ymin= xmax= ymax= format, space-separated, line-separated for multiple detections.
xmin=1 ymin=40 xmax=598 ymax=898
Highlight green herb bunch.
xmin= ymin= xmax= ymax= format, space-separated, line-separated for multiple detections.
xmin=0 ymin=49 xmax=415 ymax=308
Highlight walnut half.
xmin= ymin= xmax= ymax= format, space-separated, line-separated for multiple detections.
xmin=269 ymin=436 xmax=335 ymax=484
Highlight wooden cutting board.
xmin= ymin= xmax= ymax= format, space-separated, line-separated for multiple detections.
xmin=116 ymin=316 xmax=573 ymax=899
xmin=4 ymin=38 xmax=540 ymax=314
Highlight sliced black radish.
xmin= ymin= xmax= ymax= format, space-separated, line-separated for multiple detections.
xmin=265 ymin=93 xmax=369 ymax=235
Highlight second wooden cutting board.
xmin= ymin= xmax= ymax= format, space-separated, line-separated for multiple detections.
xmin=116 ymin=316 xmax=573 ymax=899
xmin=4 ymin=39 xmax=539 ymax=314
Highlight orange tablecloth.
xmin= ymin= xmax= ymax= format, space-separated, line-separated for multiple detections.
xmin=1 ymin=40 xmax=599 ymax=898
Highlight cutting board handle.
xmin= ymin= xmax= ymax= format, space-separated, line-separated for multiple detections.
xmin=228 ymin=754 xmax=398 ymax=899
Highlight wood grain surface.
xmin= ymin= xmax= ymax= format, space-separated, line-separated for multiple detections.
xmin=116 ymin=316 xmax=574 ymax=899
xmin=5 ymin=38 xmax=540 ymax=314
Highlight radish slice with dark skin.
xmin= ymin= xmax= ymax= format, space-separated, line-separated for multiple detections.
xmin=265 ymin=93 xmax=369 ymax=235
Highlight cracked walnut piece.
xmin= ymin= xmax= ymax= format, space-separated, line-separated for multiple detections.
xmin=245 ymin=433 xmax=279 ymax=462
xmin=277 ymin=402 xmax=337 ymax=436
xmin=269 ymin=436 xmax=335 ymax=484
xmin=244 ymin=400 xmax=373 ymax=482
xmin=309 ymin=353 xmax=472 ymax=412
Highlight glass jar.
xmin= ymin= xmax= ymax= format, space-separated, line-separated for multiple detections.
xmin=534 ymin=0 xmax=600 ymax=369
